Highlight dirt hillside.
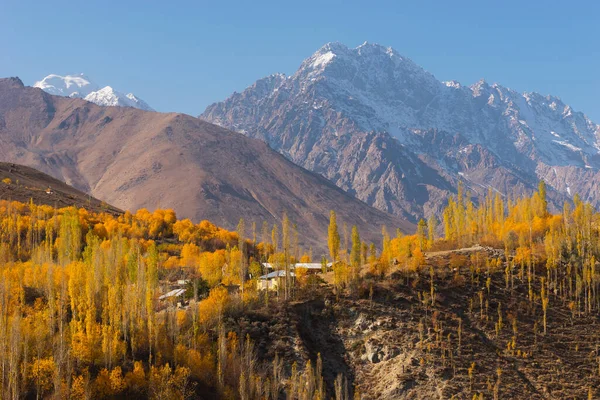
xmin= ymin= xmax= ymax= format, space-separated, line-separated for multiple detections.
xmin=0 ymin=77 xmax=413 ymax=252
xmin=0 ymin=162 xmax=121 ymax=214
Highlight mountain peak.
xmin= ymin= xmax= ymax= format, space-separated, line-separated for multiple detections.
xmin=317 ymin=41 xmax=350 ymax=54
xmin=297 ymin=41 xmax=427 ymax=84
xmin=34 ymin=74 xmax=153 ymax=111
xmin=3 ymin=77 xmax=24 ymax=89
xmin=314 ymin=41 xmax=407 ymax=61
xmin=202 ymin=41 xmax=600 ymax=222
xmin=356 ymin=41 xmax=393 ymax=54
xmin=34 ymin=73 xmax=99 ymax=97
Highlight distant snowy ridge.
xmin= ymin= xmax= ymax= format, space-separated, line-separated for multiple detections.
xmin=34 ymin=74 xmax=154 ymax=111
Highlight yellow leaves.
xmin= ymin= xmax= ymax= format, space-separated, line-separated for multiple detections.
xmin=2 ymin=177 xmax=12 ymax=184
xmin=295 ymin=267 xmax=309 ymax=288
xmin=109 ymin=366 xmax=127 ymax=394
xmin=93 ymin=223 xmax=108 ymax=239
xmin=163 ymin=256 xmax=180 ymax=269
xmin=29 ymin=357 xmax=56 ymax=395
xmin=176 ymin=309 xmax=188 ymax=327
xmin=514 ymin=246 xmax=532 ymax=267
xmin=174 ymin=218 xmax=237 ymax=245
xmin=180 ymin=243 xmax=200 ymax=267
xmin=125 ymin=361 xmax=147 ymax=394
xmin=198 ymin=286 xmax=230 ymax=326
xmin=185 ymin=348 xmax=214 ymax=382
xmin=198 ymin=220 xmax=219 ymax=239
xmin=93 ymin=366 xmax=128 ymax=397
xmin=70 ymin=373 xmax=88 ymax=400
xmin=199 ymin=250 xmax=225 ymax=287
xmin=173 ymin=218 xmax=195 ymax=242
xmin=333 ymin=262 xmax=350 ymax=289
xmin=222 ymin=247 xmax=242 ymax=285
xmin=94 ymin=368 xmax=113 ymax=398
xmin=71 ymin=325 xmax=101 ymax=364
xmin=149 ymin=363 xmax=193 ymax=400
xmin=531 ymin=216 xmax=547 ymax=239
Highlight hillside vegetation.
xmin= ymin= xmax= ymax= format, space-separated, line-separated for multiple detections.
xmin=0 ymin=180 xmax=599 ymax=399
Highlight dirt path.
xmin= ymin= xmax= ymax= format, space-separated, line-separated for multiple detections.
xmin=425 ymin=244 xmax=502 ymax=258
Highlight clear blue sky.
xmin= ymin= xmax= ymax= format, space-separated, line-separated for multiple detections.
xmin=1 ymin=0 xmax=599 ymax=121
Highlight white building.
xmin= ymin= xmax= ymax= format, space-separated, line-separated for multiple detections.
xmin=256 ymin=270 xmax=295 ymax=291
xmin=261 ymin=262 xmax=331 ymax=273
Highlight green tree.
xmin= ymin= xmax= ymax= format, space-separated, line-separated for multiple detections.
xmin=328 ymin=211 xmax=340 ymax=262
xmin=417 ymin=219 xmax=428 ymax=251
xmin=350 ymin=226 xmax=361 ymax=269
xmin=538 ymin=180 xmax=548 ymax=217
xmin=237 ymin=218 xmax=247 ymax=298
xmin=428 ymin=215 xmax=438 ymax=246
xmin=271 ymin=224 xmax=279 ymax=253
xmin=282 ymin=213 xmax=291 ymax=300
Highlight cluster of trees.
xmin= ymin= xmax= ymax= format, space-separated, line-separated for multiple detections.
xmin=387 ymin=182 xmax=600 ymax=399
xmin=0 ymin=200 xmax=334 ymax=399
xmin=1 ymin=177 xmax=599 ymax=399
xmin=437 ymin=181 xmax=600 ymax=320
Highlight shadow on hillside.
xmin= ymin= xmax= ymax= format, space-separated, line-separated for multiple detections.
xmin=292 ymin=298 xmax=355 ymax=398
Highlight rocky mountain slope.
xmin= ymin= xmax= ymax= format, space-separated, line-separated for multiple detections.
xmin=0 ymin=162 xmax=121 ymax=214
xmin=235 ymin=246 xmax=600 ymax=399
xmin=0 ymin=77 xmax=411 ymax=252
xmin=202 ymin=42 xmax=600 ymax=221
xmin=34 ymin=73 xmax=154 ymax=111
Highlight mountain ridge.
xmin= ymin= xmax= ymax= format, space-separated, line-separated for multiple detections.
xmin=34 ymin=73 xmax=154 ymax=111
xmin=0 ymin=161 xmax=122 ymax=214
xmin=0 ymin=77 xmax=412 ymax=252
xmin=202 ymin=41 xmax=600 ymax=221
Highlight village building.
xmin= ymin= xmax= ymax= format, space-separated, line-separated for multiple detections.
xmin=256 ymin=270 xmax=295 ymax=291
xmin=261 ymin=262 xmax=332 ymax=273
xmin=158 ymin=288 xmax=186 ymax=308
xmin=293 ymin=262 xmax=332 ymax=273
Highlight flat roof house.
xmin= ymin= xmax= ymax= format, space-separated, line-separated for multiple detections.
xmin=262 ymin=262 xmax=332 ymax=273
xmin=256 ymin=270 xmax=295 ymax=291
xmin=159 ymin=288 xmax=187 ymax=308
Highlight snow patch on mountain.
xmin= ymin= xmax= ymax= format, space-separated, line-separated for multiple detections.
xmin=34 ymin=74 xmax=153 ymax=111
xmin=311 ymin=51 xmax=336 ymax=68
xmin=34 ymin=73 xmax=98 ymax=98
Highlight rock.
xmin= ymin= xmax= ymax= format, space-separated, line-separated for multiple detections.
xmin=355 ymin=313 xmax=372 ymax=331
xmin=364 ymin=340 xmax=384 ymax=363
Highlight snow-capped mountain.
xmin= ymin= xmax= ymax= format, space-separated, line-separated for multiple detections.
xmin=83 ymin=86 xmax=154 ymax=110
xmin=34 ymin=74 xmax=154 ymax=111
xmin=202 ymin=42 xmax=600 ymax=221
xmin=33 ymin=73 xmax=99 ymax=98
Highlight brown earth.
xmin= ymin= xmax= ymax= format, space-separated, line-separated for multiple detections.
xmin=0 ymin=77 xmax=413 ymax=253
xmin=0 ymin=162 xmax=121 ymax=214
xmin=234 ymin=247 xmax=600 ymax=399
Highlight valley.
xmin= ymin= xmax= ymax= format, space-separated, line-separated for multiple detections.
xmin=1 ymin=7 xmax=599 ymax=397
xmin=0 ymin=168 xmax=597 ymax=399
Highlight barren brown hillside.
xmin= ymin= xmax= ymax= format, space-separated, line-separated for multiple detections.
xmin=232 ymin=246 xmax=600 ymax=400
xmin=0 ymin=162 xmax=121 ymax=214
xmin=0 ymin=77 xmax=412 ymax=251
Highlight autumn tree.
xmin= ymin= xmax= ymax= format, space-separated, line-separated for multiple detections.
xmin=350 ymin=226 xmax=361 ymax=286
xmin=328 ymin=211 xmax=340 ymax=263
